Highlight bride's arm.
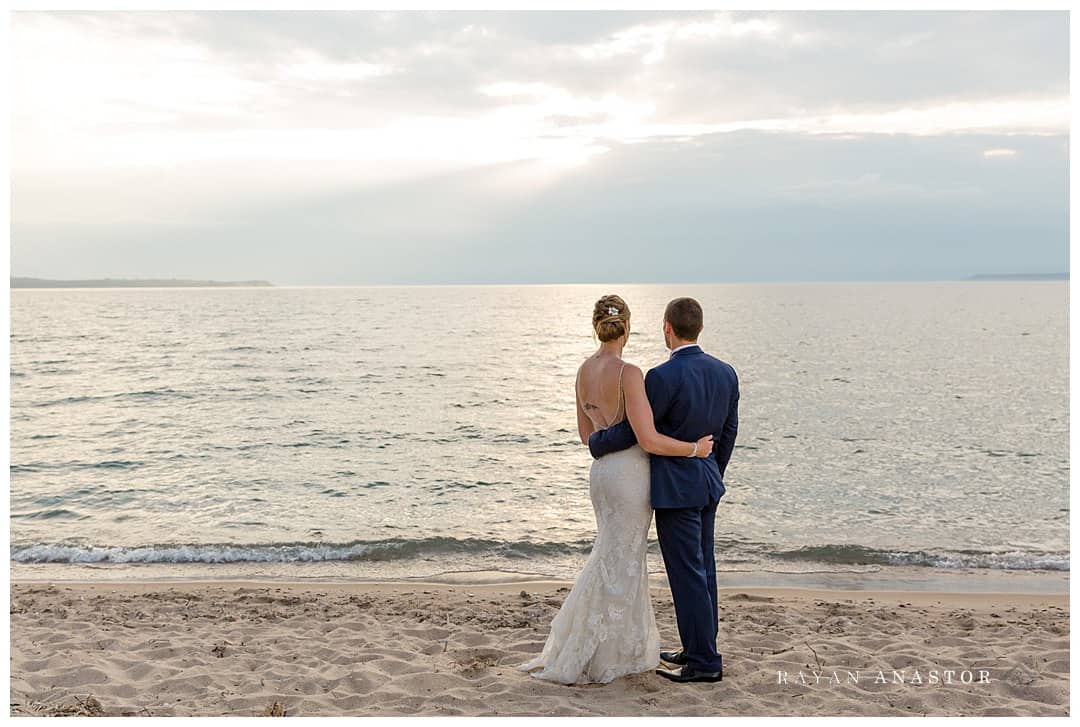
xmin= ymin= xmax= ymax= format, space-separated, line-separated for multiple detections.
xmin=623 ymin=365 xmax=713 ymax=458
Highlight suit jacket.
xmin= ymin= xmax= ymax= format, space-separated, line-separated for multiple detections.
xmin=588 ymin=344 xmax=739 ymax=509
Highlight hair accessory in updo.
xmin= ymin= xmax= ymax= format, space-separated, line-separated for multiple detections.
xmin=593 ymin=294 xmax=630 ymax=342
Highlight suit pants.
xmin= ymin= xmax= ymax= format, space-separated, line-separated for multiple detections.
xmin=654 ymin=498 xmax=722 ymax=672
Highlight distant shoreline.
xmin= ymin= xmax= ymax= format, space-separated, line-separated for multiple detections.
xmin=967 ymin=272 xmax=1068 ymax=281
xmin=10 ymin=277 xmax=274 ymax=288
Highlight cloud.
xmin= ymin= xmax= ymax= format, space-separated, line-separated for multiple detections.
xmin=280 ymin=49 xmax=396 ymax=81
xmin=13 ymin=11 xmax=1068 ymax=172
xmin=9 ymin=10 xmax=1070 ymax=283
xmin=571 ymin=12 xmax=796 ymax=65
xmin=12 ymin=131 xmax=1067 ymax=284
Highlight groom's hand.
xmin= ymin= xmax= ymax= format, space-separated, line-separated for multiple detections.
xmin=587 ymin=429 xmax=602 ymax=459
xmin=588 ymin=419 xmax=637 ymax=459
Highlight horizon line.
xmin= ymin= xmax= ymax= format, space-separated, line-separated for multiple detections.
xmin=9 ymin=275 xmax=1070 ymax=289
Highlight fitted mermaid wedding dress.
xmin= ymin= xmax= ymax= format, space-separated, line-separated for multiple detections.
xmin=518 ymin=363 xmax=661 ymax=685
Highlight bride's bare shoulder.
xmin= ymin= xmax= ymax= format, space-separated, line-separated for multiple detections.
xmin=620 ymin=361 xmax=645 ymax=381
xmin=576 ymin=356 xmax=599 ymax=387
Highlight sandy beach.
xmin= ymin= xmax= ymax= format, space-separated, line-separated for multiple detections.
xmin=8 ymin=579 xmax=1068 ymax=717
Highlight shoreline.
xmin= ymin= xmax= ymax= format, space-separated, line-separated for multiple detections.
xmin=9 ymin=577 xmax=1070 ymax=609
xmin=9 ymin=560 xmax=1070 ymax=596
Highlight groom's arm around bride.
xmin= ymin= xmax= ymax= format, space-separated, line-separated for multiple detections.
xmin=588 ymin=347 xmax=739 ymax=502
xmin=587 ymin=330 xmax=739 ymax=498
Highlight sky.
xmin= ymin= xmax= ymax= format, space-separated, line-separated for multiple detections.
xmin=10 ymin=10 xmax=1070 ymax=285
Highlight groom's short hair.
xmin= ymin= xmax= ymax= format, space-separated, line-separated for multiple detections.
xmin=664 ymin=297 xmax=703 ymax=340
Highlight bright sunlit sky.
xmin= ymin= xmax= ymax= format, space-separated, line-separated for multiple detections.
xmin=10 ymin=9 xmax=1070 ymax=284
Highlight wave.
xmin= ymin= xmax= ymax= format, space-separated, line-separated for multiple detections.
xmin=9 ymin=537 xmax=1070 ymax=571
xmin=30 ymin=389 xmax=196 ymax=408
xmin=11 ymin=460 xmax=144 ymax=474
xmin=9 ymin=537 xmax=595 ymax=564
xmin=772 ymin=544 xmax=1069 ymax=571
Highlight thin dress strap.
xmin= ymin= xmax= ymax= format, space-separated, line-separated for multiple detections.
xmin=611 ymin=361 xmax=627 ymax=426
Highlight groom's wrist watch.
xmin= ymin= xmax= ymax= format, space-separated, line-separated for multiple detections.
xmin=689 ymin=441 xmax=698 ymax=457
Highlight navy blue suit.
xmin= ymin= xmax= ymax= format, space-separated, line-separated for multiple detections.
xmin=588 ymin=344 xmax=739 ymax=673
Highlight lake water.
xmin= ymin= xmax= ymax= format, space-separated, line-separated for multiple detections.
xmin=9 ymin=282 xmax=1070 ymax=588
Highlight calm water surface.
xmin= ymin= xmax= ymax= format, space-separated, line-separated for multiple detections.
xmin=9 ymin=282 xmax=1069 ymax=584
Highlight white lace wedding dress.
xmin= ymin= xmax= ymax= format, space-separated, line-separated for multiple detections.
xmin=518 ymin=364 xmax=661 ymax=685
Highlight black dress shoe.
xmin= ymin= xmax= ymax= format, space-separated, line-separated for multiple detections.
xmin=656 ymin=665 xmax=723 ymax=683
xmin=660 ymin=649 xmax=688 ymax=665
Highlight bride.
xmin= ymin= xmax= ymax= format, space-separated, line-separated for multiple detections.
xmin=518 ymin=294 xmax=714 ymax=685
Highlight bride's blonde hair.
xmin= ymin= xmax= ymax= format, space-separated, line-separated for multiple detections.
xmin=592 ymin=294 xmax=630 ymax=343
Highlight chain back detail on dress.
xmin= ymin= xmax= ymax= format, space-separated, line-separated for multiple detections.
xmin=608 ymin=361 xmax=627 ymax=428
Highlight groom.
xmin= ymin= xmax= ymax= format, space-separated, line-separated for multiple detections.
xmin=588 ymin=297 xmax=739 ymax=684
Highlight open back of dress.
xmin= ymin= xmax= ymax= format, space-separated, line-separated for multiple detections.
xmin=578 ymin=360 xmax=627 ymax=432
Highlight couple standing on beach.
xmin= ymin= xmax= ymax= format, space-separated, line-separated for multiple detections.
xmin=519 ymin=295 xmax=739 ymax=686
